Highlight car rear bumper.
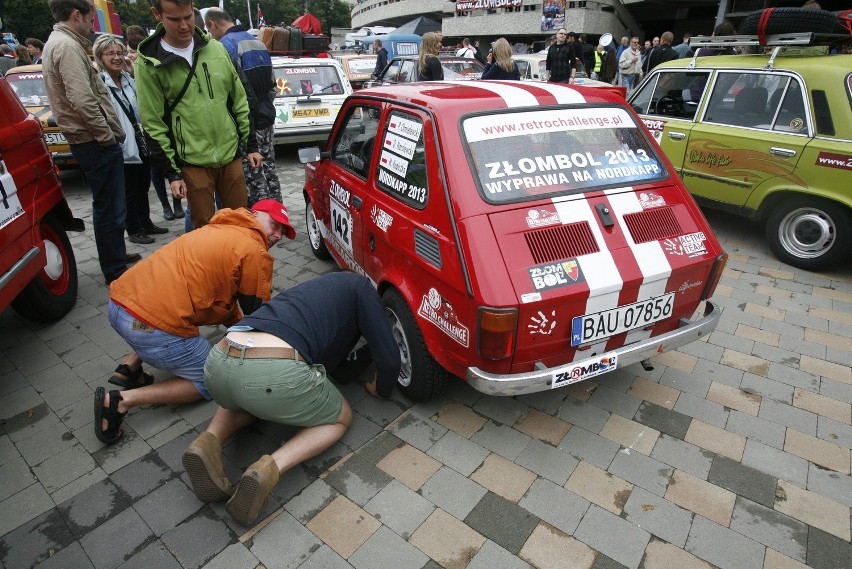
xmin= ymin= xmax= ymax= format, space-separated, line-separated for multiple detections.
xmin=467 ymin=300 xmax=721 ymax=396
xmin=273 ymin=126 xmax=333 ymax=145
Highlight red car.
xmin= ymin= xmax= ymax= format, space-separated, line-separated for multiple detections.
xmin=299 ymin=81 xmax=726 ymax=401
xmin=0 ymin=76 xmax=81 ymax=321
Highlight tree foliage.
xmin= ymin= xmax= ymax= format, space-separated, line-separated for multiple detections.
xmin=1 ymin=0 xmax=351 ymax=41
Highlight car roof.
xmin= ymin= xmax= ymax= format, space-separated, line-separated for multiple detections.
xmin=270 ymin=57 xmax=343 ymax=66
xmin=6 ymin=64 xmax=43 ymax=76
xmin=356 ymin=80 xmax=624 ymax=115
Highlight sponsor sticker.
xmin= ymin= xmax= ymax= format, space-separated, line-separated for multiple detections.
xmin=418 ymin=288 xmax=470 ymax=347
xmin=528 ymin=259 xmax=584 ymax=292
xmin=678 ymin=280 xmax=703 ymax=294
xmin=0 ymin=160 xmax=25 ymax=230
xmin=465 ymin=107 xmax=634 ymax=143
xmin=816 ymin=151 xmax=852 ymax=171
xmin=552 ymin=356 xmax=618 ymax=389
xmin=663 ymin=232 xmax=707 ymax=257
xmin=521 ymin=292 xmax=542 ymax=303
xmin=528 ymin=310 xmax=557 ymax=335
xmin=526 ymin=208 xmax=560 ymax=228
xmin=285 ymin=68 xmax=317 ymax=74
xmin=370 ymin=204 xmax=393 ymax=232
xmin=638 ymin=191 xmax=666 ymax=209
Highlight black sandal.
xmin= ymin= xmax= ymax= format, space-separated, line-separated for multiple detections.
xmin=108 ymin=363 xmax=154 ymax=390
xmin=94 ymin=387 xmax=126 ymax=445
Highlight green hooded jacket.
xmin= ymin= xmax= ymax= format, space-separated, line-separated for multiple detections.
xmin=136 ymin=24 xmax=255 ymax=181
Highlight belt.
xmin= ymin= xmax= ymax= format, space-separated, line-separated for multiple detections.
xmin=216 ymin=338 xmax=300 ymax=361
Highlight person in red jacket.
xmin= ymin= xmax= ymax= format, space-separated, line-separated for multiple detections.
xmin=94 ymin=200 xmax=296 ymax=445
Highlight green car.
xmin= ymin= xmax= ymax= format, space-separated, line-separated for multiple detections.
xmin=628 ymin=34 xmax=851 ymax=271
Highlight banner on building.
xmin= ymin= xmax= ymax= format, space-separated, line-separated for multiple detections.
xmin=541 ymin=0 xmax=566 ymax=31
xmin=456 ymin=0 xmax=523 ymax=11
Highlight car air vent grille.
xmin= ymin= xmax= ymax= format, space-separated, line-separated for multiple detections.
xmin=414 ymin=229 xmax=442 ymax=269
xmin=525 ymin=222 xmax=599 ymax=264
xmin=623 ymin=207 xmax=682 ymax=243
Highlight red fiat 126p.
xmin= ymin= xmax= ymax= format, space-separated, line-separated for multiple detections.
xmin=299 ymin=80 xmax=727 ymax=401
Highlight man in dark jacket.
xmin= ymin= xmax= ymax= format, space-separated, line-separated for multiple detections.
xmin=546 ymin=28 xmax=576 ymax=83
xmin=644 ymin=31 xmax=679 ymax=74
xmin=372 ymin=39 xmax=388 ymax=77
xmin=205 ymin=8 xmax=282 ymax=206
xmin=182 ymin=272 xmax=401 ymax=526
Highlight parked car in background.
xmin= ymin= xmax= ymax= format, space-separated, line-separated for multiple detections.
xmin=628 ymin=33 xmax=852 ymax=270
xmin=4 ymin=65 xmax=75 ymax=167
xmin=365 ymin=55 xmax=484 ymax=88
xmin=513 ymin=54 xmax=626 ymax=97
xmin=0 ymin=75 xmax=82 ymax=322
xmin=299 ymin=80 xmax=726 ymax=401
xmin=333 ymin=53 xmax=378 ymax=90
xmin=270 ymin=56 xmax=353 ymax=144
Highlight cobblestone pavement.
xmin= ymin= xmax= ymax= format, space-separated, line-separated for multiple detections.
xmin=1 ymin=149 xmax=850 ymax=569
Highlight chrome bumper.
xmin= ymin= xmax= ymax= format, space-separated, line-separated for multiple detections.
xmin=467 ymin=301 xmax=721 ymax=396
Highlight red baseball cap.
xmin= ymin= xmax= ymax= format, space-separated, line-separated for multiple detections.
xmin=251 ymin=199 xmax=296 ymax=240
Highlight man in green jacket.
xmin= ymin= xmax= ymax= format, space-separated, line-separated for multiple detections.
xmin=136 ymin=0 xmax=261 ymax=229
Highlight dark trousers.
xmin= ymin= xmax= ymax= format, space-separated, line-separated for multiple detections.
xmin=69 ymin=141 xmax=127 ymax=281
xmin=124 ymin=162 xmax=152 ymax=234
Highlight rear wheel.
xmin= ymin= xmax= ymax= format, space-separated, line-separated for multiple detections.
xmin=11 ymin=212 xmax=78 ymax=322
xmin=305 ymin=199 xmax=331 ymax=260
xmin=766 ymin=196 xmax=852 ymax=271
xmin=382 ymin=289 xmax=447 ymax=402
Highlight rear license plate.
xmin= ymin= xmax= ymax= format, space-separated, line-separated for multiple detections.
xmin=571 ymin=293 xmax=675 ymax=346
xmin=292 ymin=107 xmax=330 ymax=118
xmin=43 ymin=132 xmax=67 ymax=145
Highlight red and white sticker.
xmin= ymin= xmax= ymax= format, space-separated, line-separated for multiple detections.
xmin=383 ymin=132 xmax=417 ymax=160
xmin=465 ymin=107 xmax=634 ymax=143
xmin=816 ymin=151 xmax=852 ymax=171
xmin=418 ymin=288 xmax=470 ymax=347
xmin=387 ymin=115 xmax=422 ymax=141
xmin=380 ymin=150 xmax=409 ymax=178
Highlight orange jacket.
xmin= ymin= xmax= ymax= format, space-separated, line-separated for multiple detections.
xmin=110 ymin=208 xmax=273 ymax=337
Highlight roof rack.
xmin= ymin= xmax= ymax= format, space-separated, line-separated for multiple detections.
xmin=686 ymin=32 xmax=848 ymax=71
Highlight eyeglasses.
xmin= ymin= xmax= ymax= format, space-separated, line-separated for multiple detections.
xmin=103 ymin=50 xmax=126 ymax=58
xmin=557 ymin=32 xmax=566 ymax=35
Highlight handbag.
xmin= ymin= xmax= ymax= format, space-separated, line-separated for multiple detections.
xmin=106 ymin=78 xmax=150 ymax=159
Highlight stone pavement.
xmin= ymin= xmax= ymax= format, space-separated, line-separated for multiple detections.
xmin=0 ymin=153 xmax=850 ymax=569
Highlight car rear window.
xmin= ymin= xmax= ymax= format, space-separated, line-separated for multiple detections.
xmin=347 ymin=57 xmax=376 ymax=76
xmin=442 ymin=59 xmax=483 ymax=80
xmin=273 ymin=64 xmax=344 ymax=98
xmin=463 ymin=106 xmax=666 ymax=204
xmin=5 ymin=73 xmax=49 ymax=106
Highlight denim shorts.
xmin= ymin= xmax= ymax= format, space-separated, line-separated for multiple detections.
xmin=203 ymin=346 xmax=343 ymax=427
xmin=107 ymin=300 xmax=213 ymax=399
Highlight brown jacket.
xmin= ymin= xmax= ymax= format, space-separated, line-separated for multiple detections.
xmin=110 ymin=209 xmax=273 ymax=337
xmin=42 ymin=23 xmax=124 ymax=146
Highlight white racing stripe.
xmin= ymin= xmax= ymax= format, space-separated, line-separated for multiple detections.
xmin=468 ymin=81 xmax=539 ymax=107
xmin=551 ymin=195 xmax=622 ymax=360
xmin=604 ymin=188 xmax=672 ymax=345
xmin=528 ymin=82 xmax=587 ymax=105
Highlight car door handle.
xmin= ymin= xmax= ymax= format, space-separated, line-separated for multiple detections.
xmin=351 ymin=196 xmax=363 ymax=211
xmin=769 ymin=147 xmax=797 ymax=158
xmin=667 ymin=132 xmax=686 ymax=140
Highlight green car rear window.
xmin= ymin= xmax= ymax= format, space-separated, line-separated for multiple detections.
xmin=463 ymin=106 xmax=666 ymax=205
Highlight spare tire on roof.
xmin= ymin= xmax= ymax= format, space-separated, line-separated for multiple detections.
xmin=740 ymin=7 xmax=842 ymax=36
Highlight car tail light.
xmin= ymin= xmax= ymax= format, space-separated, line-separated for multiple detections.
xmin=701 ymin=252 xmax=728 ymax=300
xmin=477 ymin=308 xmax=517 ymax=360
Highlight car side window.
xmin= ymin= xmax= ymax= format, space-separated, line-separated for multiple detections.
xmin=384 ymin=60 xmax=401 ymax=82
xmin=515 ymin=60 xmax=531 ymax=79
xmin=399 ymin=60 xmax=416 ymax=82
xmin=703 ymin=72 xmax=804 ymax=132
xmin=331 ymin=105 xmax=381 ymax=179
xmin=630 ymin=71 xmax=709 ymax=120
xmin=375 ymin=111 xmax=429 ymax=209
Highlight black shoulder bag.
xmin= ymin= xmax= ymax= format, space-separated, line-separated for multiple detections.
xmin=104 ymin=76 xmax=150 ymax=159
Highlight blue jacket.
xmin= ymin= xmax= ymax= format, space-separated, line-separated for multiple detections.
xmin=219 ymin=25 xmax=276 ymax=130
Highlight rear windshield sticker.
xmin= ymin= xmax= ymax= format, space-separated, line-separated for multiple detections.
xmin=286 ymin=68 xmax=317 ymax=74
xmin=466 ymin=108 xmax=633 ymax=142
xmin=528 ymin=310 xmax=557 ymax=335
xmin=663 ymin=232 xmax=707 ymax=257
xmin=816 ymin=151 xmax=852 ymax=171
xmin=526 ymin=208 xmax=560 ymax=228
xmin=418 ymin=288 xmax=470 ymax=347
xmin=388 ymin=115 xmax=422 ymax=141
xmin=528 ymin=259 xmax=585 ymax=292
xmin=383 ymin=132 xmax=417 ymax=160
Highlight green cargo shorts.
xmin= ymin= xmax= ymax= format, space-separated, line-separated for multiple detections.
xmin=203 ymin=346 xmax=344 ymax=427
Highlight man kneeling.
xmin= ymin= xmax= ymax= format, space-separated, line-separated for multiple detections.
xmin=182 ymin=272 xmax=401 ymax=526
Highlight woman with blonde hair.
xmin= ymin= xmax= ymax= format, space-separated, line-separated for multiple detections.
xmin=482 ymin=38 xmax=520 ymax=80
xmin=418 ymin=32 xmax=444 ymax=81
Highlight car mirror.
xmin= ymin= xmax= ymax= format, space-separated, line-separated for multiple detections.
xmin=298 ymin=147 xmax=323 ymax=163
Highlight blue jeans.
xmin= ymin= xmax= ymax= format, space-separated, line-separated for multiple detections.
xmin=69 ymin=142 xmax=127 ymax=280
xmin=108 ymin=300 xmax=213 ymax=399
xmin=622 ymin=74 xmax=637 ymax=96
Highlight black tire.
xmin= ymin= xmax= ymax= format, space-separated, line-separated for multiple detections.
xmin=11 ymin=212 xmax=78 ymax=322
xmin=305 ymin=199 xmax=331 ymax=260
xmin=741 ymin=8 xmax=841 ymax=35
xmin=766 ymin=196 xmax=852 ymax=271
xmin=382 ymin=289 xmax=447 ymax=402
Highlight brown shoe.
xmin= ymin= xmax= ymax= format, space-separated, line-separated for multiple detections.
xmin=226 ymin=454 xmax=279 ymax=525
xmin=182 ymin=432 xmax=232 ymax=502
